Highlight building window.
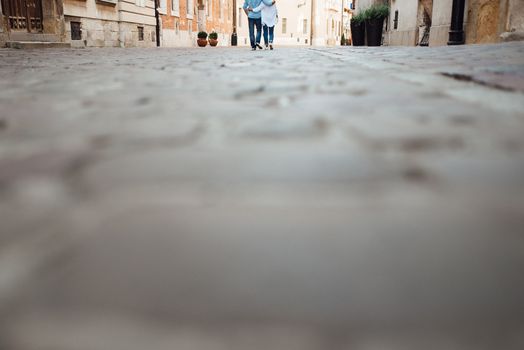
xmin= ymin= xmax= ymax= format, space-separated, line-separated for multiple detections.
xmin=70 ymin=21 xmax=82 ymax=40
xmin=187 ymin=0 xmax=193 ymax=18
xmin=303 ymin=19 xmax=307 ymax=34
xmin=171 ymin=0 xmax=179 ymax=16
xmin=138 ymin=26 xmax=144 ymax=41
xmin=394 ymin=10 xmax=399 ymax=29
xmin=159 ymin=0 xmax=167 ymax=14
xmin=282 ymin=18 xmax=287 ymax=34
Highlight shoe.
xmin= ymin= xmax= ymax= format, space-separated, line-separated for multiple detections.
xmin=256 ymin=44 xmax=263 ymax=50
xmin=270 ymin=44 xmax=273 ymax=50
xmin=265 ymin=45 xmax=269 ymax=50
xmin=251 ymin=47 xmax=256 ymax=51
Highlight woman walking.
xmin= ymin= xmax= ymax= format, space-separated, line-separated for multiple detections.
xmin=249 ymin=0 xmax=278 ymax=50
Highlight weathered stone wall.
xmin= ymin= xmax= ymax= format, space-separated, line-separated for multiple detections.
xmin=119 ymin=21 xmax=155 ymax=47
xmin=428 ymin=0 xmax=453 ymax=46
xmin=63 ymin=0 xmax=156 ymax=47
xmin=64 ymin=16 xmax=120 ymax=47
xmin=63 ymin=0 xmax=118 ymax=46
xmin=162 ymin=28 xmax=196 ymax=47
xmin=42 ymin=0 xmax=65 ymax=37
xmin=0 ymin=1 xmax=5 ymax=47
xmin=386 ymin=0 xmax=419 ymax=46
xmin=466 ymin=0 xmax=500 ymax=44
xmin=386 ymin=30 xmax=417 ymax=46
xmin=356 ymin=0 xmax=380 ymax=12
xmin=503 ymin=0 xmax=524 ymax=40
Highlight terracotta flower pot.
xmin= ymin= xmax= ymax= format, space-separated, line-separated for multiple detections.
xmin=209 ymin=39 xmax=218 ymax=47
xmin=197 ymin=38 xmax=208 ymax=47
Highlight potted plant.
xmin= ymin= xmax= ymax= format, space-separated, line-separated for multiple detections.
xmin=197 ymin=31 xmax=208 ymax=47
xmin=208 ymin=31 xmax=219 ymax=47
xmin=341 ymin=33 xmax=346 ymax=46
xmin=350 ymin=12 xmax=366 ymax=46
xmin=364 ymin=4 xmax=389 ymax=46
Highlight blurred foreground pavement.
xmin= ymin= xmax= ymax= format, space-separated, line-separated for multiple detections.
xmin=1 ymin=43 xmax=524 ymax=350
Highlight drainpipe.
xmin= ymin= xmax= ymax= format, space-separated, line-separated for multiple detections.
xmin=232 ymin=0 xmax=237 ymax=45
xmin=448 ymin=0 xmax=465 ymax=45
xmin=155 ymin=0 xmax=161 ymax=46
xmin=310 ymin=0 xmax=315 ymax=46
xmin=340 ymin=0 xmax=344 ymax=45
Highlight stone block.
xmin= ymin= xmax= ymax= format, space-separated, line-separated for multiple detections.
xmin=428 ymin=24 xmax=449 ymax=46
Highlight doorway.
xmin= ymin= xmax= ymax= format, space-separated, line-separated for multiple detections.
xmin=1 ymin=0 xmax=43 ymax=32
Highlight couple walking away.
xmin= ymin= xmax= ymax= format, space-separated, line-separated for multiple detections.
xmin=243 ymin=0 xmax=278 ymax=51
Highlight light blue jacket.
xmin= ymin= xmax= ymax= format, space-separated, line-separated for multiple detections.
xmin=243 ymin=0 xmax=274 ymax=19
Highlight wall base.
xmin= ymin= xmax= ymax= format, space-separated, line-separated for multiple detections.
xmin=429 ymin=24 xmax=450 ymax=46
xmin=387 ymin=30 xmax=417 ymax=46
xmin=63 ymin=17 xmax=156 ymax=48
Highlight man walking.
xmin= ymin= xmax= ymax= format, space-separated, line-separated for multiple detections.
xmin=243 ymin=0 xmax=275 ymax=50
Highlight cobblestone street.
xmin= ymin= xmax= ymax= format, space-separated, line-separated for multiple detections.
xmin=1 ymin=43 xmax=524 ymax=349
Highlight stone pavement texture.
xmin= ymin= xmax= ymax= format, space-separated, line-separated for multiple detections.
xmin=1 ymin=42 xmax=524 ymax=350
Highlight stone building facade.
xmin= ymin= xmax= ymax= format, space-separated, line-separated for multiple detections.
xmin=63 ymin=0 xmax=156 ymax=47
xmin=160 ymin=0 xmax=234 ymax=47
xmin=0 ymin=0 xmax=156 ymax=47
xmin=355 ymin=0 xmax=524 ymax=47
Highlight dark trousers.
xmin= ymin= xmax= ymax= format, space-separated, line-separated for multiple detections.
xmin=248 ymin=17 xmax=262 ymax=48
xmin=263 ymin=25 xmax=275 ymax=45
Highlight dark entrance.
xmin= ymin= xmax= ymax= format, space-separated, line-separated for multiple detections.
xmin=1 ymin=0 xmax=43 ymax=32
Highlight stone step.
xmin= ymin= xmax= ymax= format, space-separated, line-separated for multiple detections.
xmin=8 ymin=32 xmax=61 ymax=42
xmin=6 ymin=41 xmax=71 ymax=49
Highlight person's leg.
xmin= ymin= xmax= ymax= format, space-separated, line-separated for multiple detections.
xmin=269 ymin=26 xmax=275 ymax=49
xmin=263 ymin=24 xmax=269 ymax=46
xmin=255 ymin=18 xmax=262 ymax=48
xmin=248 ymin=18 xmax=256 ymax=49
